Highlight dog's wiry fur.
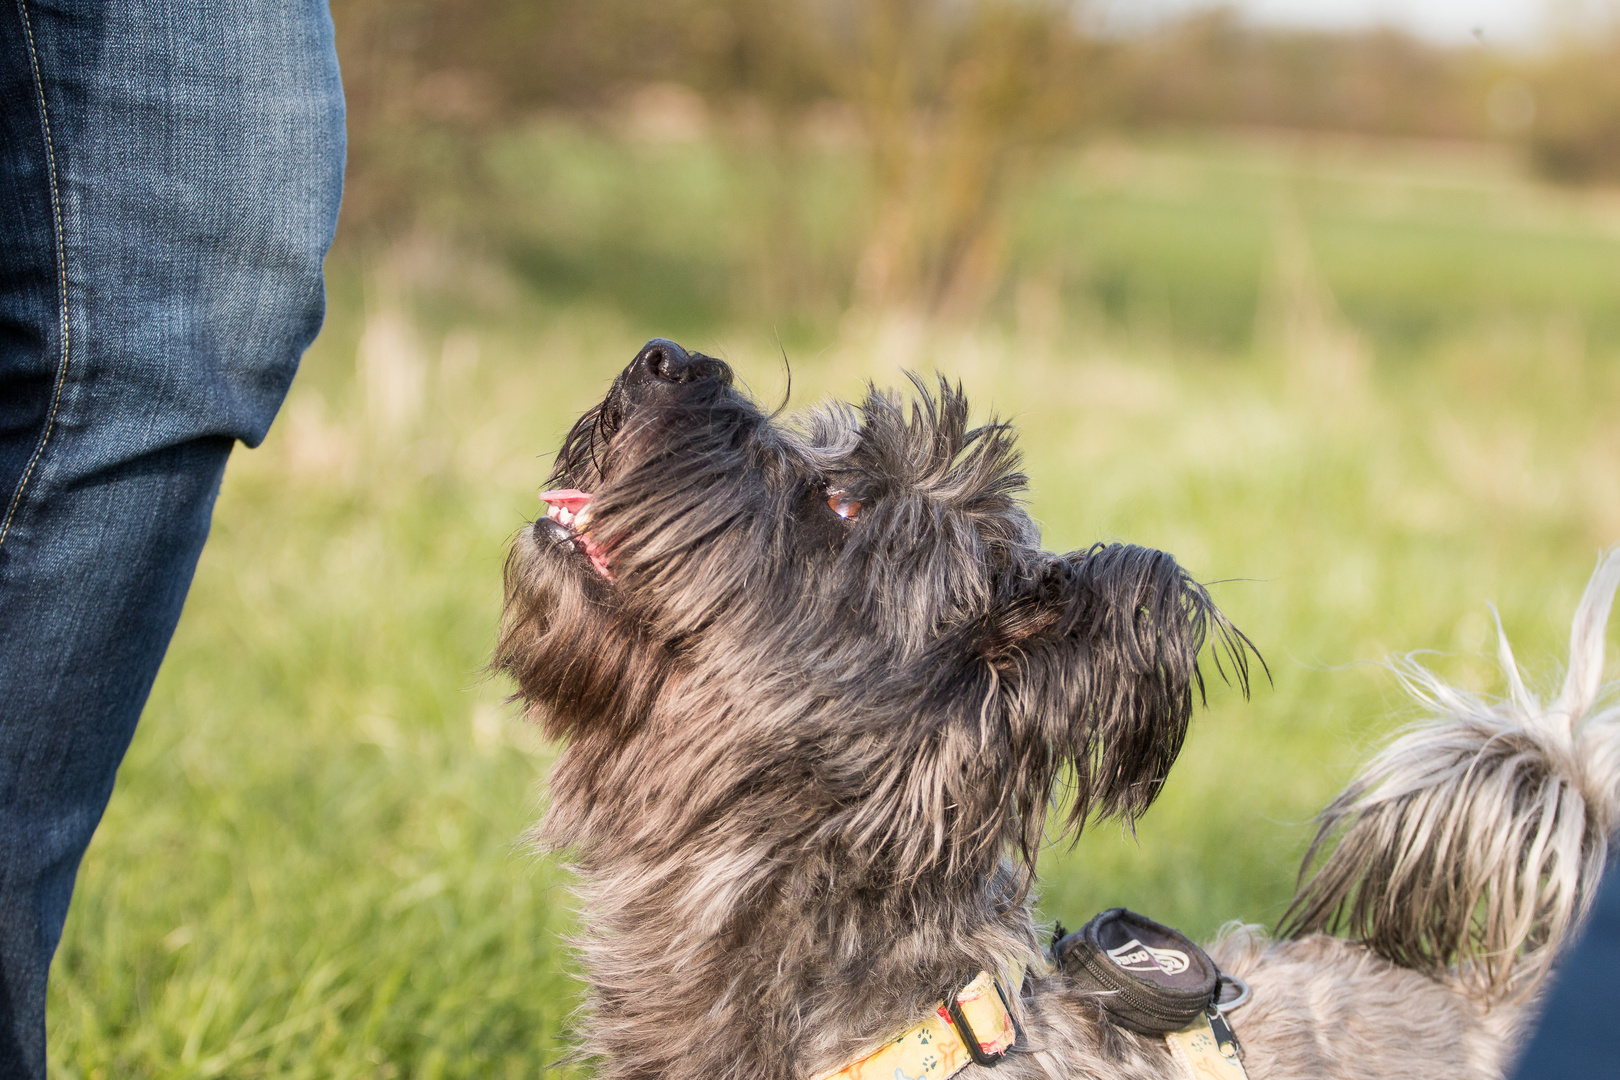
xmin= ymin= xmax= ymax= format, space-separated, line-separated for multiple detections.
xmin=1281 ymin=554 xmax=1620 ymax=1001
xmin=499 ymin=340 xmax=1619 ymax=1080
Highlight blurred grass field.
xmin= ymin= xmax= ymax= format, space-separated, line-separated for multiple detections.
xmin=48 ymin=129 xmax=1620 ymax=1078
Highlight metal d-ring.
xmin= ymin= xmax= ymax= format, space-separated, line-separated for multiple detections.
xmin=1215 ymin=972 xmax=1251 ymax=1014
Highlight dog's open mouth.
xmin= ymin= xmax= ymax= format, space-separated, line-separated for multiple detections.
xmin=541 ymin=489 xmax=612 ymax=580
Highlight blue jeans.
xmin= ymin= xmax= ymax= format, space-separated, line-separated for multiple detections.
xmin=0 ymin=2 xmax=344 ymax=1075
xmin=1509 ymin=857 xmax=1620 ymax=1079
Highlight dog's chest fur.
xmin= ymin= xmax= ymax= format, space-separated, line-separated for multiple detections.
xmin=545 ymin=700 xmax=1043 ymax=1080
xmin=557 ymin=794 xmax=1519 ymax=1080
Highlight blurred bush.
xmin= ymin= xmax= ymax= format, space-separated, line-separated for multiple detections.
xmin=1093 ymin=11 xmax=1513 ymax=139
xmin=331 ymin=0 xmax=703 ymax=239
xmin=331 ymin=0 xmax=1092 ymax=320
xmin=1526 ymin=29 xmax=1620 ymax=182
xmin=329 ymin=0 xmax=1620 ymax=317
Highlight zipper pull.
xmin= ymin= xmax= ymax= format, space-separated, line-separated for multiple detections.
xmin=1205 ymin=1006 xmax=1240 ymax=1060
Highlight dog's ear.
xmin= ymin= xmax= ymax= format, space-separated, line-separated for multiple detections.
xmin=979 ymin=544 xmax=1253 ymax=847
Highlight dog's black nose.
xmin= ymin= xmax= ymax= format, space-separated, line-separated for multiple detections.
xmin=637 ymin=339 xmax=690 ymax=381
xmin=630 ymin=339 xmax=729 ymax=386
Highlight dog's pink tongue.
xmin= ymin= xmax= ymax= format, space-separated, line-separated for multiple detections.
xmin=579 ymin=537 xmax=612 ymax=580
xmin=539 ymin=488 xmax=594 ymax=511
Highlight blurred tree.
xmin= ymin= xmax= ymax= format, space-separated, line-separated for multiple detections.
xmin=327 ymin=0 xmax=1617 ymax=320
xmin=1085 ymin=9 xmax=1496 ymax=140
xmin=1528 ymin=31 xmax=1620 ymax=182
xmin=839 ymin=0 xmax=1092 ymax=318
xmin=331 ymin=0 xmax=782 ymax=242
xmin=331 ymin=0 xmax=1094 ymax=319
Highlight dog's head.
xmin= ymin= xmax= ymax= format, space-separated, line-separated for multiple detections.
xmin=500 ymin=339 xmax=1250 ymax=880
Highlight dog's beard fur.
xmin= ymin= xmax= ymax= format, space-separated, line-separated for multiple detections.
xmin=499 ymin=341 xmax=1613 ymax=1080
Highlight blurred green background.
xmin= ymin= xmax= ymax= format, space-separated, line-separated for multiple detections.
xmin=48 ymin=2 xmax=1620 ymax=1077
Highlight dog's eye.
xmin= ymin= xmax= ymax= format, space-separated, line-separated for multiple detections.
xmin=827 ymin=489 xmax=862 ymax=523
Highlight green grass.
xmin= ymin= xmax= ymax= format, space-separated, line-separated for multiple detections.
xmin=48 ymin=129 xmax=1620 ymax=1077
xmin=1011 ymin=134 xmax=1620 ymax=357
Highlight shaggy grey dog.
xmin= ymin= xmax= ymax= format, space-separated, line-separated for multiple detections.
xmin=498 ymin=339 xmax=1620 ymax=1080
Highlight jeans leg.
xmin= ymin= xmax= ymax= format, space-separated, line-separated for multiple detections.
xmin=1508 ymin=858 xmax=1620 ymax=1080
xmin=0 ymin=3 xmax=345 ymax=1076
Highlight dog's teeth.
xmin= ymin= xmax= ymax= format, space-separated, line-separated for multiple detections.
xmin=575 ymin=507 xmax=593 ymax=529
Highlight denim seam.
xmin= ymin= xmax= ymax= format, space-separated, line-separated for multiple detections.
xmin=0 ymin=0 xmax=72 ymax=549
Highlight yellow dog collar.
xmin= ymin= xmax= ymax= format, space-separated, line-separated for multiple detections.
xmin=812 ymin=970 xmax=1020 ymax=1080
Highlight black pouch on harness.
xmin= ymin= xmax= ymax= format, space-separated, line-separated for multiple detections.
xmin=1052 ymin=908 xmax=1220 ymax=1036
